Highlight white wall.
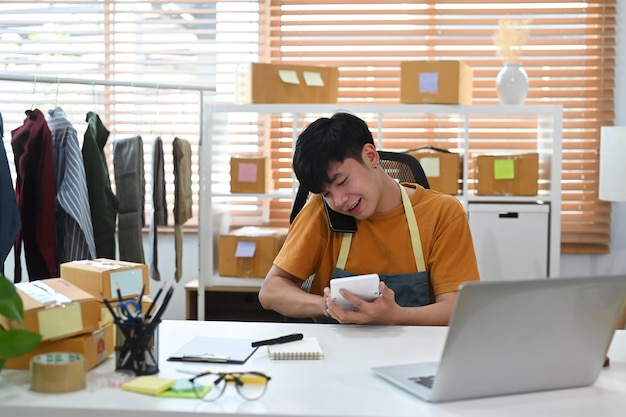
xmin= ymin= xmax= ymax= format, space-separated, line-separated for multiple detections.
xmin=560 ymin=3 xmax=626 ymax=278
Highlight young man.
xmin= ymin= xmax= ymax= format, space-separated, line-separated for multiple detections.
xmin=258 ymin=112 xmax=480 ymax=325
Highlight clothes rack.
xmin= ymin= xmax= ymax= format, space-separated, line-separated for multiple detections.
xmin=0 ymin=73 xmax=214 ymax=321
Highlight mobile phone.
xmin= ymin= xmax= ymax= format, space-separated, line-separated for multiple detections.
xmin=330 ymin=274 xmax=381 ymax=311
xmin=324 ymin=200 xmax=357 ymax=233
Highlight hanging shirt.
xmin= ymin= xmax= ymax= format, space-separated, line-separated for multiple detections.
xmin=82 ymin=111 xmax=118 ymax=259
xmin=48 ymin=107 xmax=96 ymax=264
xmin=148 ymin=136 xmax=167 ymax=281
xmin=113 ymin=135 xmax=146 ymax=263
xmin=10 ymin=109 xmax=57 ymax=282
xmin=0 ymin=112 xmax=21 ymax=275
xmin=173 ymin=137 xmax=192 ymax=283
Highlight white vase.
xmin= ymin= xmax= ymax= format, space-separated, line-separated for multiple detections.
xmin=496 ymin=63 xmax=529 ymax=105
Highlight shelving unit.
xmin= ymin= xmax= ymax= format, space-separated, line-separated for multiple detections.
xmin=197 ymin=104 xmax=563 ymax=320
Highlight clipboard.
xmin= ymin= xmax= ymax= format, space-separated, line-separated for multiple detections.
xmin=167 ymin=336 xmax=259 ymax=365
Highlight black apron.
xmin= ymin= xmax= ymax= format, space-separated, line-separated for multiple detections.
xmin=318 ymin=185 xmax=432 ymax=323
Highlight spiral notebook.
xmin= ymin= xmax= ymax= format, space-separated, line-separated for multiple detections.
xmin=268 ymin=337 xmax=324 ymax=360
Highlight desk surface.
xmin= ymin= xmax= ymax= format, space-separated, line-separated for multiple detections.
xmin=2 ymin=320 xmax=626 ymax=417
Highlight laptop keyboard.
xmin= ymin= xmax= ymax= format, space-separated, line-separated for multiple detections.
xmin=409 ymin=375 xmax=435 ymax=389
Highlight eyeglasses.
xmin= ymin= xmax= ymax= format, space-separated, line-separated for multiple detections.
xmin=188 ymin=371 xmax=271 ymax=401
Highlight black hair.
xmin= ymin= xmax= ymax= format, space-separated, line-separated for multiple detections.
xmin=292 ymin=112 xmax=374 ymax=194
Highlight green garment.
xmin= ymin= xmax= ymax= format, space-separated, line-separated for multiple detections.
xmin=82 ymin=111 xmax=119 ymax=259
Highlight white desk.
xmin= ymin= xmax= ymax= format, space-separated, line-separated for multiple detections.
xmin=2 ymin=320 xmax=626 ymax=417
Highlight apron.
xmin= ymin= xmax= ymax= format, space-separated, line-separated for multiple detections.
xmin=318 ymin=185 xmax=432 ymax=323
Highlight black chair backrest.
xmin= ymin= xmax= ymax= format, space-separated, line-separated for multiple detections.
xmin=289 ymin=150 xmax=430 ymax=224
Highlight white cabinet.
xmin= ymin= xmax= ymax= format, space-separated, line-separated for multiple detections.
xmin=468 ymin=203 xmax=550 ymax=281
xmin=198 ymin=104 xmax=562 ymax=319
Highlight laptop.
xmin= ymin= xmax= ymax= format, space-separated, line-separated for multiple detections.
xmin=371 ymin=275 xmax=626 ymax=403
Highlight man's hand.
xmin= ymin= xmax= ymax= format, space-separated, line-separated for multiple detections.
xmin=323 ymin=281 xmax=399 ymax=324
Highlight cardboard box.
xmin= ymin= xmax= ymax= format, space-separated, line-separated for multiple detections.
xmin=11 ymin=278 xmax=101 ymax=341
xmin=475 ymin=153 xmax=539 ymax=196
xmin=235 ymin=62 xmax=339 ymax=104
xmin=400 ymin=61 xmax=473 ymax=104
xmin=60 ymin=259 xmax=149 ymax=300
xmin=230 ymin=156 xmax=269 ymax=193
xmin=407 ymin=148 xmax=462 ymax=195
xmin=4 ymin=322 xmax=114 ymax=370
xmin=219 ymin=227 xmax=289 ymax=278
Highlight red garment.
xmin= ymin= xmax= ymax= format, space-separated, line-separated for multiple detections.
xmin=11 ymin=109 xmax=57 ymax=281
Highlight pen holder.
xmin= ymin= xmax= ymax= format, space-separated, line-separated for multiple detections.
xmin=114 ymin=319 xmax=160 ymax=376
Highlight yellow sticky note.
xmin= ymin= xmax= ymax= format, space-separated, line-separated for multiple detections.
xmin=122 ymin=376 xmax=176 ymax=395
xmin=494 ymin=159 xmax=515 ymax=180
xmin=278 ymin=70 xmax=300 ymax=85
xmin=303 ymin=71 xmax=324 ymax=87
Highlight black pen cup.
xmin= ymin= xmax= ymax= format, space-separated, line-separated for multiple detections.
xmin=114 ymin=319 xmax=160 ymax=375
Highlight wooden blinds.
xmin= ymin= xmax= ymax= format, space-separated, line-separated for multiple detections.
xmin=0 ymin=1 xmax=616 ymax=253
xmin=265 ymin=0 xmax=616 ymax=254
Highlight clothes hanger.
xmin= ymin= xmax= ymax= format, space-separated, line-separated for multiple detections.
xmin=30 ymin=75 xmax=37 ymax=111
xmin=54 ymin=75 xmax=60 ymax=109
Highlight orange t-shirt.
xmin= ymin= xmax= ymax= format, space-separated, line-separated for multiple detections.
xmin=274 ymin=184 xmax=480 ymax=297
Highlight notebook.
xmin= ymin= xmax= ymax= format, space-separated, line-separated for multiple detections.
xmin=269 ymin=337 xmax=324 ymax=360
xmin=371 ymin=275 xmax=626 ymax=403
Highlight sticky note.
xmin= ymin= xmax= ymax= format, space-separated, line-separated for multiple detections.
xmin=238 ymin=163 xmax=258 ymax=183
xmin=419 ymin=157 xmax=441 ymax=178
xmin=303 ymin=71 xmax=324 ymax=87
xmin=109 ymin=269 xmax=144 ymax=298
xmin=419 ymin=72 xmax=439 ymax=93
xmin=159 ymin=380 xmax=211 ymax=398
xmin=37 ymin=302 xmax=83 ymax=340
xmin=122 ymin=376 xmax=176 ymax=395
xmin=279 ymin=70 xmax=300 ymax=84
xmin=235 ymin=241 xmax=257 ymax=258
xmin=494 ymin=159 xmax=515 ymax=180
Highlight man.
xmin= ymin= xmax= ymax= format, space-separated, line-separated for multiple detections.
xmin=258 ymin=112 xmax=479 ymax=325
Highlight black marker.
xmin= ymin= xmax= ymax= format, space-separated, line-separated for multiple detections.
xmin=251 ymin=333 xmax=304 ymax=347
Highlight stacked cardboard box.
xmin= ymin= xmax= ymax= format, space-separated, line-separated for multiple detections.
xmin=60 ymin=259 xmax=152 ymax=348
xmin=475 ymin=153 xmax=539 ymax=196
xmin=406 ymin=147 xmax=462 ymax=195
xmin=400 ymin=60 xmax=473 ymax=104
xmin=59 ymin=258 xmax=149 ymax=300
xmin=219 ymin=227 xmax=289 ymax=278
xmin=3 ymin=278 xmax=113 ymax=370
xmin=235 ymin=62 xmax=339 ymax=104
xmin=230 ymin=156 xmax=269 ymax=193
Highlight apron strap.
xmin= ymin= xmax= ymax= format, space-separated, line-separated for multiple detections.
xmin=335 ymin=184 xmax=426 ymax=272
xmin=336 ymin=233 xmax=352 ymax=270
xmin=400 ymin=185 xmax=426 ymax=271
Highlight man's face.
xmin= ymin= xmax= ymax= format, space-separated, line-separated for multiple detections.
xmin=321 ymin=156 xmax=380 ymax=221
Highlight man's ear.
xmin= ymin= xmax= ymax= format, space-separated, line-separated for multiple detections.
xmin=362 ymin=143 xmax=379 ymax=166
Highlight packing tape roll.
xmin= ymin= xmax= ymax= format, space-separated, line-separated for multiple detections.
xmin=30 ymin=352 xmax=87 ymax=393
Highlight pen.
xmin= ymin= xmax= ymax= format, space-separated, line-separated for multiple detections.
xmin=116 ymin=284 xmax=123 ymax=302
xmin=137 ymin=284 xmax=145 ymax=304
xmin=150 ymin=284 xmax=175 ymax=324
xmin=251 ymin=333 xmax=304 ymax=347
xmin=145 ymin=283 xmax=165 ymax=319
xmin=101 ymin=293 xmax=120 ymax=322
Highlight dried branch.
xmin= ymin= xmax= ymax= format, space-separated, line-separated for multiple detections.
xmin=493 ymin=18 xmax=532 ymax=64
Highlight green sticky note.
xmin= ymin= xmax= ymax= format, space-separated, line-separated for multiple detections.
xmin=158 ymin=379 xmax=211 ymax=399
xmin=494 ymin=159 xmax=515 ymax=180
